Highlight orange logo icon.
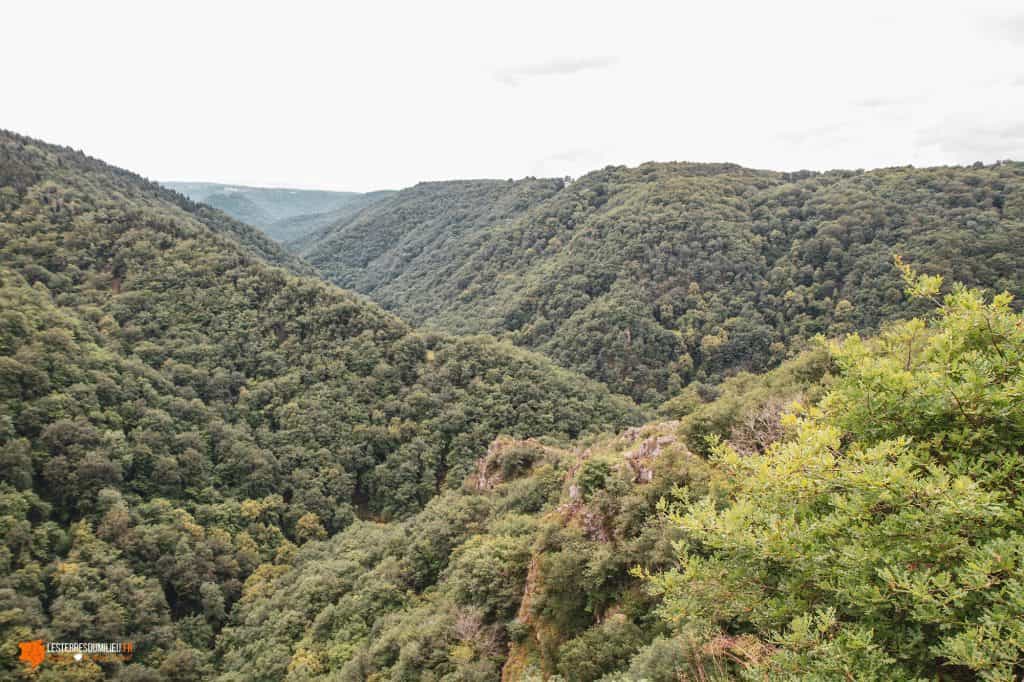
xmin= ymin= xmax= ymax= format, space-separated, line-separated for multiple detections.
xmin=18 ymin=639 xmax=45 ymax=668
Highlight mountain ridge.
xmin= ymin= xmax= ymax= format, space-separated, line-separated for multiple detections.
xmin=296 ymin=158 xmax=1024 ymax=402
xmin=165 ymin=180 xmax=394 ymax=243
xmin=0 ymin=129 xmax=641 ymax=678
xmin=6 ymin=128 xmax=1024 ymax=680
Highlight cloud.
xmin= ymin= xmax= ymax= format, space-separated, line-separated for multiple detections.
xmin=916 ymin=120 xmax=1024 ymax=162
xmin=776 ymin=123 xmax=850 ymax=146
xmin=979 ymin=13 xmax=1024 ymax=45
xmin=853 ymin=94 xmax=923 ymax=110
xmin=528 ymin=147 xmax=607 ymax=177
xmin=543 ymin=148 xmax=597 ymax=163
xmin=494 ymin=56 xmax=618 ymax=86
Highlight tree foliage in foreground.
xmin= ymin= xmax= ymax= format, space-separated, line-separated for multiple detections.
xmin=647 ymin=266 xmax=1024 ymax=680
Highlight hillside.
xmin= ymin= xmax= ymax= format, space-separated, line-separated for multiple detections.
xmin=204 ymin=345 xmax=834 ymax=680
xmin=164 ymin=181 xmax=389 ymax=242
xmin=0 ymin=132 xmax=641 ymax=679
xmin=298 ymin=161 xmax=1024 ymax=403
xmin=294 ymin=177 xmax=565 ymax=289
xmin=6 ymin=129 xmax=1024 ymax=680
xmin=210 ymin=271 xmax=1024 ymax=680
xmin=272 ymin=190 xmax=396 ymax=245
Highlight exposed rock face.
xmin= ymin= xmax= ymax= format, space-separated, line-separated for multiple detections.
xmin=472 ymin=437 xmax=554 ymax=491
xmin=581 ymin=506 xmax=611 ymax=542
xmin=624 ymin=432 xmax=676 ymax=483
xmin=566 ymin=448 xmax=591 ymax=501
xmin=473 ymin=441 xmax=505 ymax=491
xmin=502 ymin=555 xmax=543 ymax=682
xmin=619 ymin=426 xmax=645 ymax=444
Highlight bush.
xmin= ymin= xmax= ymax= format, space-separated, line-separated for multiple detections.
xmin=556 ymin=618 xmax=644 ymax=682
xmin=649 ymin=272 xmax=1024 ymax=679
xmin=577 ymin=459 xmax=611 ymax=499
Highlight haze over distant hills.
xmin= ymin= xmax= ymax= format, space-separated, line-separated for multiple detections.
xmin=164 ymin=181 xmax=394 ymax=242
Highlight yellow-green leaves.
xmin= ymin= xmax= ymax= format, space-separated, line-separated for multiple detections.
xmin=895 ymin=253 xmax=943 ymax=300
xmin=649 ymin=276 xmax=1024 ymax=678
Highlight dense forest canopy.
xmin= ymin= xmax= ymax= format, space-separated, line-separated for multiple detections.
xmin=296 ymin=161 xmax=1024 ymax=403
xmin=4 ymin=129 xmax=1024 ymax=681
xmin=205 ymin=268 xmax=1024 ymax=682
xmin=0 ymin=131 xmax=639 ymax=679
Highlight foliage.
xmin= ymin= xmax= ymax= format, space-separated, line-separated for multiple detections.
xmin=668 ymin=346 xmax=834 ymax=455
xmin=0 ymin=130 xmax=639 ymax=678
xmin=8 ymin=126 xmax=1024 ymax=680
xmin=164 ymin=182 xmax=394 ymax=243
xmin=209 ymin=422 xmax=713 ymax=680
xmin=576 ymin=459 xmax=612 ymax=500
xmin=298 ymin=161 xmax=1024 ymax=403
xmin=648 ymin=270 xmax=1024 ymax=680
xmin=556 ymin=617 xmax=643 ymax=681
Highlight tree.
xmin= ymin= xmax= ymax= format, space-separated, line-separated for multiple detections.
xmin=648 ymin=266 xmax=1024 ymax=679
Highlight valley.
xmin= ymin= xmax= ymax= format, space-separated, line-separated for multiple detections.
xmin=289 ymin=162 xmax=1024 ymax=404
xmin=2 ymin=130 xmax=1024 ymax=680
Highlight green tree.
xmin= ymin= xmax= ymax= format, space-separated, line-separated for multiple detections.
xmin=648 ymin=267 xmax=1024 ymax=679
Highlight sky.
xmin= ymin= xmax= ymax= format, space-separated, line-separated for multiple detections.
xmin=3 ymin=0 xmax=1024 ymax=191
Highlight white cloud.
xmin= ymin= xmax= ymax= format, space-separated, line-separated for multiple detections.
xmin=917 ymin=120 xmax=1024 ymax=162
xmin=494 ymin=57 xmax=619 ymax=86
xmin=980 ymin=11 xmax=1024 ymax=44
xmin=2 ymin=0 xmax=1023 ymax=190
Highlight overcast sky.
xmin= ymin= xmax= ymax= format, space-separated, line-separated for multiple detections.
xmin=4 ymin=0 xmax=1023 ymax=191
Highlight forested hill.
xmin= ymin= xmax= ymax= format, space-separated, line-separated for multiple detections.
xmin=297 ymin=161 xmax=1024 ymax=403
xmin=0 ymin=131 xmax=311 ymax=276
xmin=267 ymin=190 xmax=396 ymax=244
xmin=293 ymin=177 xmax=567 ymax=284
xmin=0 ymin=131 xmax=640 ymax=678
